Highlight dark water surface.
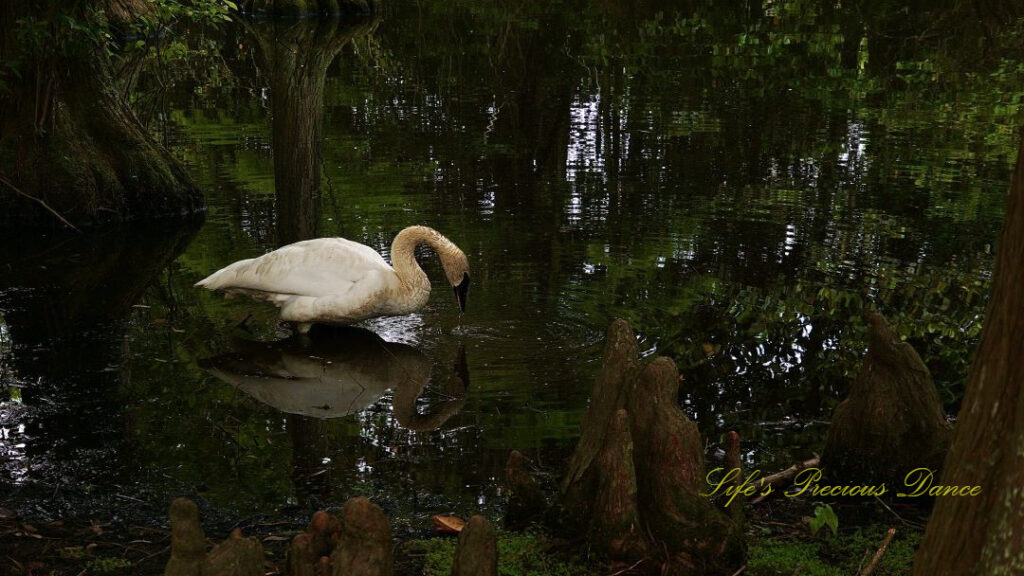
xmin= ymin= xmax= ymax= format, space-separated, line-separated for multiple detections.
xmin=1 ymin=1 xmax=1020 ymax=530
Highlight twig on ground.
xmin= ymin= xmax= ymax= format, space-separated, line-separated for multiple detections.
xmin=874 ymin=496 xmax=925 ymax=528
xmin=859 ymin=527 xmax=896 ymax=576
xmin=608 ymin=558 xmax=645 ymax=576
xmin=749 ymin=456 xmax=821 ymax=505
xmin=0 ymin=175 xmax=80 ymax=232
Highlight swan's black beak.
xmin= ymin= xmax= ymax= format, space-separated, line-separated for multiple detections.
xmin=453 ymin=273 xmax=470 ymax=313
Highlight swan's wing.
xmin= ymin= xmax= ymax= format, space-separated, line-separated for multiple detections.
xmin=195 ymin=238 xmax=392 ymax=298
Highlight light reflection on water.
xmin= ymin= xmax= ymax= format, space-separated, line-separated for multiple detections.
xmin=0 ymin=0 xmax=1016 ymax=529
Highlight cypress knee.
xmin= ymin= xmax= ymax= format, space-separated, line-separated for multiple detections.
xmin=164 ymin=498 xmax=206 ymax=576
xmin=330 ymin=498 xmax=393 ymax=576
xmin=450 ymin=515 xmax=498 ymax=576
xmin=822 ymin=313 xmax=951 ymax=488
xmin=203 ymin=528 xmax=264 ymax=576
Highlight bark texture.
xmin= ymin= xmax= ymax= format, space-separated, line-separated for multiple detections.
xmin=242 ymin=0 xmax=372 ymax=18
xmin=822 ymin=313 xmax=951 ymax=487
xmin=628 ymin=358 xmax=744 ymax=574
xmin=242 ymin=17 xmax=377 ymax=244
xmin=0 ymin=1 xmax=202 ymax=227
xmin=450 ymin=516 xmax=498 ymax=576
xmin=164 ymin=500 xmax=264 ymax=576
xmin=203 ymin=529 xmax=264 ymax=576
xmin=330 ymin=498 xmax=393 ymax=576
xmin=560 ymin=320 xmax=743 ymax=575
xmin=591 ymin=409 xmax=645 ymax=559
xmin=504 ymin=450 xmax=548 ymax=530
xmin=165 ymin=498 xmax=207 ymax=576
xmin=912 ymin=131 xmax=1024 ymax=575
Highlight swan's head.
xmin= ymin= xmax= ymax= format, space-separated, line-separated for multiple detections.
xmin=399 ymin=225 xmax=471 ymax=312
xmin=443 ymin=250 xmax=471 ymax=313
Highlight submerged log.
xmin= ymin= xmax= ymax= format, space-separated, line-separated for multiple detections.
xmin=203 ymin=528 xmax=264 ymax=576
xmin=165 ymin=498 xmax=207 ymax=576
xmin=450 ymin=516 xmax=498 ymax=576
xmin=330 ymin=498 xmax=393 ymax=576
xmin=822 ymin=314 xmax=951 ymax=487
xmin=505 ymin=451 xmax=548 ymax=530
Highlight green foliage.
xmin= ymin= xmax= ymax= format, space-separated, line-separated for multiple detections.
xmin=83 ymin=557 xmax=132 ymax=574
xmin=3 ymin=1 xmax=237 ymax=90
xmin=747 ymin=525 xmax=921 ymax=576
xmin=808 ymin=504 xmax=839 ymax=539
xmin=13 ymin=7 xmax=111 ymax=63
xmin=412 ymin=532 xmax=597 ymax=576
xmin=126 ymin=0 xmax=238 ymax=51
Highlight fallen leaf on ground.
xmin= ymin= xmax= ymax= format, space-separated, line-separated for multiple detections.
xmin=431 ymin=515 xmax=465 ymax=534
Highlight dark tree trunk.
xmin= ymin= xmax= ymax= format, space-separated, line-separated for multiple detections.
xmin=912 ymin=131 xmax=1024 ymax=575
xmin=0 ymin=1 xmax=202 ymax=227
xmin=242 ymin=0 xmax=372 ymax=18
xmin=243 ymin=17 xmax=377 ymax=245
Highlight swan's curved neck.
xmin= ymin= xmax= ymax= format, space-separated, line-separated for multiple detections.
xmin=390 ymin=226 xmax=455 ymax=288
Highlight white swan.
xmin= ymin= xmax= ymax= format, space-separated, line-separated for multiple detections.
xmin=194 ymin=225 xmax=470 ymax=332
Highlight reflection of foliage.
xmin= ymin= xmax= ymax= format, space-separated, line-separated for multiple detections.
xmin=117 ymin=2 xmax=240 ymax=125
xmin=104 ymin=0 xmax=1024 ymax=513
xmin=646 ymin=257 xmax=989 ymax=421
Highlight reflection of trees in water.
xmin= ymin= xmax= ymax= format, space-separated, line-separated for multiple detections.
xmin=243 ymin=16 xmax=379 ymax=245
xmin=151 ymin=0 xmax=1021 ymax=494
xmin=240 ymin=15 xmax=378 ymax=501
xmin=202 ymin=326 xmax=467 ymax=503
xmin=0 ymin=223 xmax=199 ymax=495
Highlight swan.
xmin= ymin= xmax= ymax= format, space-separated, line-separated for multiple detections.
xmin=194 ymin=225 xmax=470 ymax=332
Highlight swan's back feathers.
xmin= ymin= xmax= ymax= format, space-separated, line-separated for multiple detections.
xmin=195 ymin=237 xmax=393 ymax=299
xmin=195 ymin=226 xmax=462 ymax=326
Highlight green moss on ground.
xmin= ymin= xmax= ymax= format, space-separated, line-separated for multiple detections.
xmin=747 ymin=525 xmax=921 ymax=576
xmin=406 ymin=531 xmax=597 ymax=576
xmin=405 ymin=524 xmax=920 ymax=576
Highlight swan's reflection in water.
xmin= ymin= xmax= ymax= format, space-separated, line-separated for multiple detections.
xmin=200 ymin=326 xmax=468 ymax=503
xmin=201 ymin=326 xmax=468 ymax=430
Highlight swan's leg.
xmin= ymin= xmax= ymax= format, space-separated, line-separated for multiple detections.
xmin=296 ymin=322 xmax=313 ymax=335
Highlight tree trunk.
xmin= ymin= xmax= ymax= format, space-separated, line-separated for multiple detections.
xmin=242 ymin=0 xmax=372 ymax=18
xmin=0 ymin=1 xmax=202 ymax=227
xmin=242 ymin=17 xmax=377 ymax=245
xmin=912 ymin=132 xmax=1024 ymax=574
